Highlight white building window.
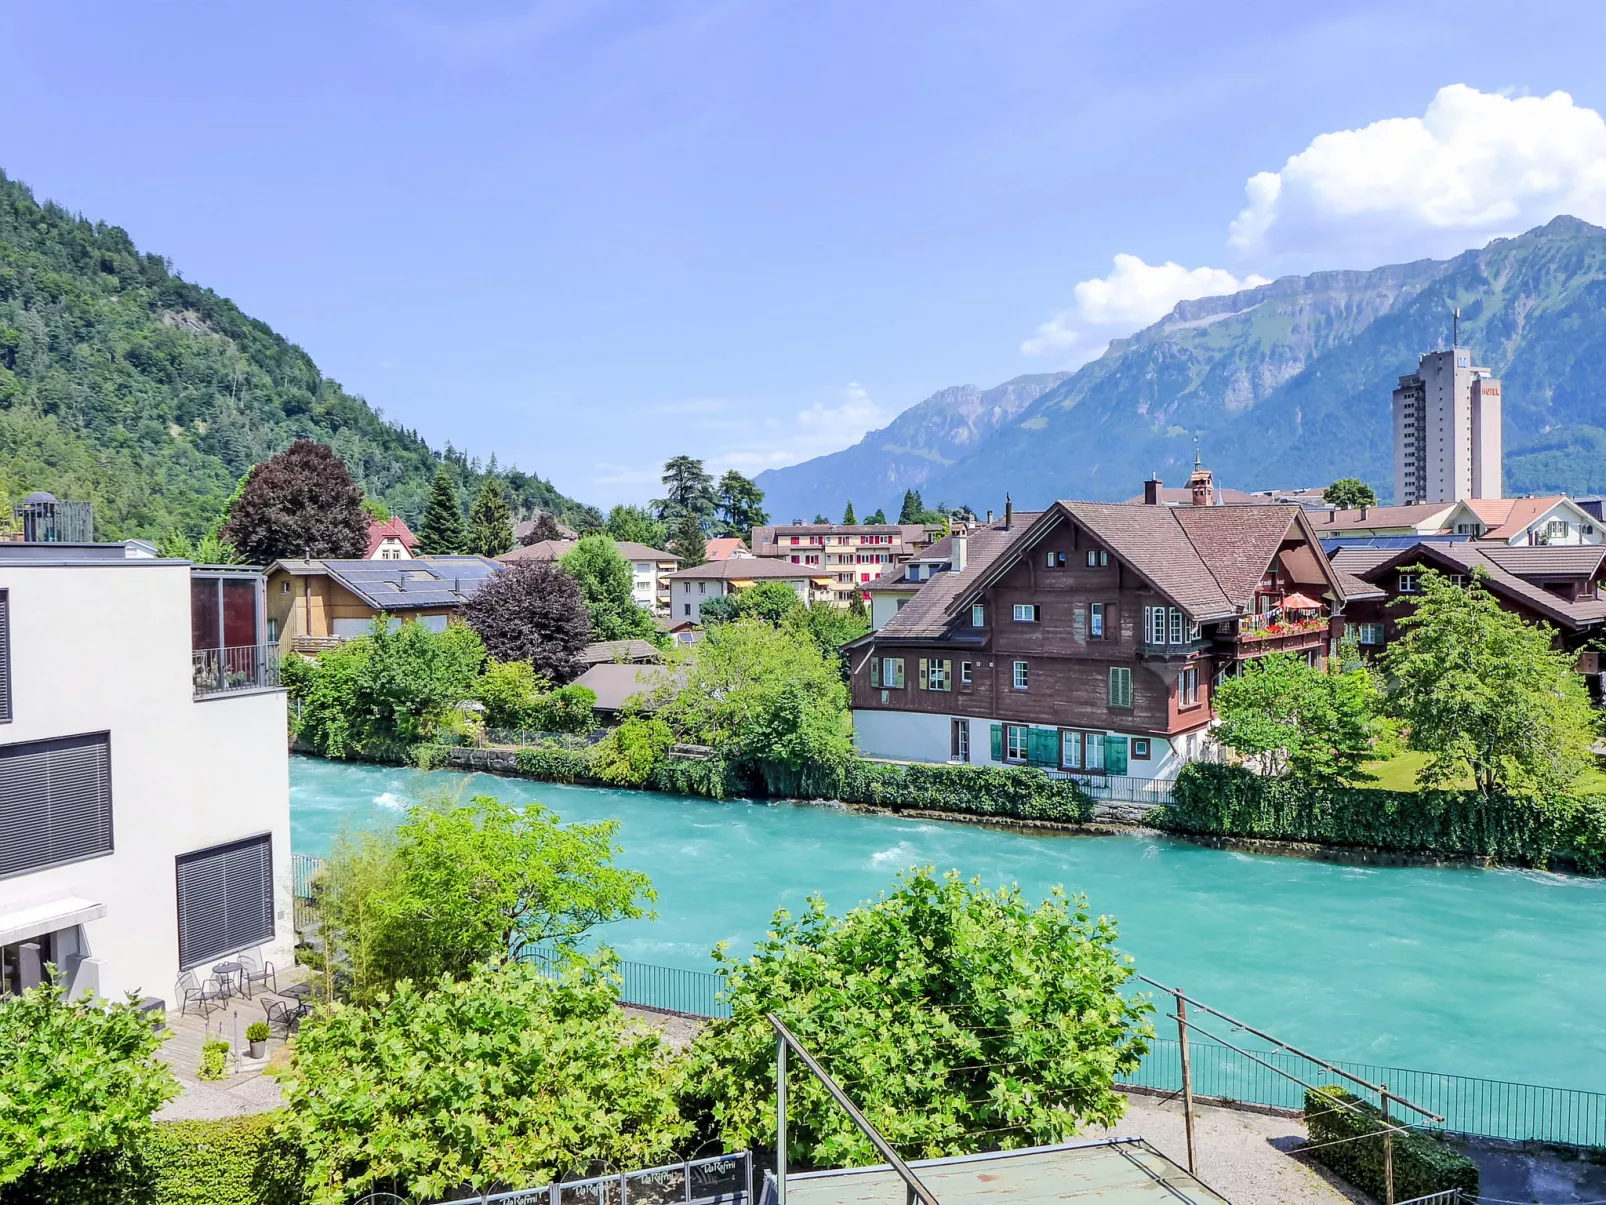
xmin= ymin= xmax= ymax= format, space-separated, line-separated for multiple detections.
xmin=971 ymin=604 xmax=984 ymax=627
xmin=1357 ymin=623 xmax=1385 ymax=645
xmin=1005 ymin=724 xmax=1028 ymax=762
xmin=1012 ymin=604 xmax=1039 ymax=622
xmin=1398 ymin=573 xmax=1420 ymax=594
xmin=883 ymin=658 xmax=905 ymax=688
xmin=951 ymin=719 xmax=969 ymax=763
xmin=1012 ymin=660 xmax=1029 ymax=690
xmin=1089 ymin=603 xmax=1104 ymax=639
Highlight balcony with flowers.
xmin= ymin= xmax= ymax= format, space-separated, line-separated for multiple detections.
xmin=1233 ymin=592 xmax=1331 ymax=657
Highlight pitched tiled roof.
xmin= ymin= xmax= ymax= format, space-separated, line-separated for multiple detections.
xmin=364 ymin=516 xmax=419 ymax=558
xmin=1480 ymin=545 xmax=1606 ymax=578
xmin=1359 ymin=543 xmax=1606 ymax=629
xmin=1307 ymin=503 xmax=1456 ymax=532
xmin=570 ymin=662 xmax=684 ymax=711
xmin=1467 ymin=496 xmax=1585 ymax=541
xmin=666 ymin=558 xmax=819 ymax=581
xmin=579 ymin=639 xmax=662 ymax=666
xmin=705 ymin=537 xmax=751 ymax=560
xmin=497 ymin=538 xmax=676 ymax=564
xmin=1329 ymin=547 xmax=1400 ymax=576
xmin=1172 ymin=506 xmax=1313 ymax=610
xmin=875 ymin=517 xmax=1041 ymax=639
xmin=1053 ymin=503 xmax=1238 ymax=618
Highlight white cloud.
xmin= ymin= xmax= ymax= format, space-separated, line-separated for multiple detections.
xmin=1229 ymin=84 xmax=1606 ymax=262
xmin=1021 ymin=255 xmax=1269 ymax=360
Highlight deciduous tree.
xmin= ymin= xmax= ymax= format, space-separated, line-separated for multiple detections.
xmin=220 ymin=441 xmax=368 ymax=563
xmin=466 ymin=477 xmax=514 ymax=557
xmin=1382 ymin=568 xmax=1599 ymax=793
xmin=562 ymin=533 xmax=658 ymax=641
xmin=606 ymin=502 xmax=667 ymax=549
xmin=864 ymin=508 xmax=886 ymax=525
xmin=1323 ymin=478 xmax=1378 ymax=509
xmin=520 ymin=510 xmax=565 ymax=546
xmin=417 ymin=465 xmax=467 ymax=555
xmin=1213 ymin=650 xmax=1383 ymax=782
xmin=461 ymin=560 xmax=591 ymax=683
xmin=688 ymin=868 xmax=1152 ymax=1166
xmin=281 ymin=957 xmax=688 ymax=1205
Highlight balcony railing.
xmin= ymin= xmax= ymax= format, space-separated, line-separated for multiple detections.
xmin=193 ymin=644 xmax=282 ymax=698
xmin=1237 ymin=613 xmax=1329 ymax=643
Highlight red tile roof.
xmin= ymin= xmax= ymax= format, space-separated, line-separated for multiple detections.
xmin=364 ymin=516 xmax=419 ymax=558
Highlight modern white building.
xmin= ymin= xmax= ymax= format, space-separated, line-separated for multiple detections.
xmin=1393 ymin=346 xmax=1502 ymax=504
xmin=666 ymin=557 xmax=830 ymax=623
xmin=0 ymin=542 xmax=292 ymax=1008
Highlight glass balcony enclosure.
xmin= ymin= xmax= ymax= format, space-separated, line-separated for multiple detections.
xmin=190 ymin=570 xmax=280 ymax=697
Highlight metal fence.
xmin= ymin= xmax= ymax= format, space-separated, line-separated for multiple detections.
xmin=1055 ymin=773 xmax=1177 ymax=807
xmin=518 ymin=944 xmax=732 ymax=1019
xmin=1125 ymin=1036 xmax=1606 ymax=1149
xmin=435 ymin=1151 xmax=752 ymax=1205
xmin=480 ymin=728 xmax=606 ymax=751
xmin=292 ymin=853 xmax=323 ymax=936
xmin=192 ymin=643 xmax=281 ymax=698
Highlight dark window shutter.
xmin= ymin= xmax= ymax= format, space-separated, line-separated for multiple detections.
xmin=0 ymin=589 xmax=10 ymax=723
xmin=990 ymin=724 xmax=1004 ymax=761
xmin=176 ymin=835 xmax=274 ymax=970
xmin=0 ymin=733 xmax=113 ymax=878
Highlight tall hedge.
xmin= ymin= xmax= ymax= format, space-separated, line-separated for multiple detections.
xmin=0 ymin=1114 xmax=303 ymax=1205
xmin=1303 ymin=1086 xmax=1478 ymax=1202
xmin=1161 ymin=762 xmax=1606 ymax=872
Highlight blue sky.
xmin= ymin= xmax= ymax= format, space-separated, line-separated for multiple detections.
xmin=6 ymin=1 xmax=1606 ymax=507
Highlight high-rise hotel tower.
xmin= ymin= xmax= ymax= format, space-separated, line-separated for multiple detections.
xmin=1392 ymin=345 xmax=1502 ymax=504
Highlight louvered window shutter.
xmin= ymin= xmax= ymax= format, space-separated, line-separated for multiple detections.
xmin=990 ymin=724 xmax=1004 ymax=761
xmin=0 ymin=589 xmax=10 ymax=723
xmin=917 ymin=658 xmax=928 ymax=690
xmin=176 ymin=835 xmax=274 ymax=969
xmin=0 ymin=733 xmax=113 ymax=877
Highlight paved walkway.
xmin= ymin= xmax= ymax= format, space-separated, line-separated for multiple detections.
xmin=154 ymin=970 xmax=307 ymax=1122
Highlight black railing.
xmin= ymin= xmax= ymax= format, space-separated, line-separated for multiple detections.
xmin=192 ymin=643 xmax=281 ymax=698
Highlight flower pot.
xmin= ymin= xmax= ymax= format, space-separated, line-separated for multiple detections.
xmin=248 ymin=1038 xmax=266 ymax=1059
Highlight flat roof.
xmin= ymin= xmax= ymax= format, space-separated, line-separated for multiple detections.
xmin=778 ymin=1139 xmax=1230 ymax=1205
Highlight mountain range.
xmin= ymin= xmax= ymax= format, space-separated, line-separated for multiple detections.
xmin=0 ymin=171 xmax=591 ymax=541
xmin=758 ymin=217 xmax=1606 ymax=514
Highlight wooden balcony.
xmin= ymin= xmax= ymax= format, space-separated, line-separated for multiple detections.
xmin=1227 ymin=615 xmax=1331 ymax=659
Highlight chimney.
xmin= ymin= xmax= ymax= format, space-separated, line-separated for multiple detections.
xmin=1187 ymin=453 xmax=1214 ymax=508
xmin=952 ymin=532 xmax=968 ymax=573
xmin=1328 ymin=508 xmax=1336 ymax=522
xmin=986 ymin=509 xmax=994 ymax=524
xmin=1004 ymin=494 xmax=1013 ymax=530
xmin=1143 ymin=475 xmax=1161 ymax=506
xmin=1360 ymin=506 xmax=1369 ymax=521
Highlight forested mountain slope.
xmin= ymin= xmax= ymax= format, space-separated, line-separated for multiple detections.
xmin=0 ymin=171 xmax=589 ymax=540
xmin=925 ymin=218 xmax=1606 ymax=508
xmin=755 ymin=372 xmax=1069 ymax=522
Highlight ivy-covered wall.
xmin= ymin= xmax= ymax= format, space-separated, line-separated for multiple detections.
xmin=1160 ymin=762 xmax=1606 ymax=873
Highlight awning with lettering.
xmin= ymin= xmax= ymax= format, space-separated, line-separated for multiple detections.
xmin=0 ymin=896 xmax=106 ymax=947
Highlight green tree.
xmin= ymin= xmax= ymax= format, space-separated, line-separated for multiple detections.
xmin=715 ymin=470 xmax=768 ymax=537
xmin=898 ymin=489 xmax=923 ymax=525
xmin=841 ymin=500 xmax=856 ymax=525
xmin=669 ymin=509 xmax=707 ymax=568
xmin=1382 ymin=568 xmax=1599 ymax=793
xmin=220 ymin=441 xmax=369 ymax=563
xmin=531 ymin=683 xmax=599 ymax=733
xmin=361 ymin=496 xmax=391 ymax=521
xmin=606 ymin=502 xmax=667 ymax=549
xmin=1212 ymin=651 xmax=1383 ymax=782
xmin=736 ymin=581 xmax=804 ymax=623
xmin=864 ymin=508 xmax=886 ymax=525
xmin=654 ymin=455 xmax=716 ymax=524
xmin=318 ymin=794 xmax=654 ymax=999
xmin=280 ymin=957 xmax=689 ymax=1205
xmin=0 ymin=978 xmax=179 ymax=1189
xmin=475 ymin=658 xmax=550 ymax=729
xmin=1323 ymin=478 xmax=1378 ymax=509
xmin=591 ymin=716 xmax=677 ymax=786
xmin=284 ymin=619 xmax=486 ymax=757
xmin=811 ymin=512 xmax=830 ymax=524
xmin=789 ymin=600 xmax=870 ymax=683
xmin=688 ymin=868 xmax=1152 ymax=1166
xmin=660 ymin=617 xmax=852 ymax=790
xmin=417 ymin=466 xmax=467 ymax=554
xmin=467 ymin=477 xmax=514 ymax=557
xmin=562 ymin=533 xmax=658 ymax=641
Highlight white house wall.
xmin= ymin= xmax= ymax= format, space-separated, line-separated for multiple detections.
xmin=0 ymin=560 xmax=293 ymax=1006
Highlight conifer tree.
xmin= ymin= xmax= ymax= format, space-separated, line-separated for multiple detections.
xmin=418 ymin=466 xmax=467 ymax=555
xmin=898 ymin=489 xmax=924 ymax=525
xmin=842 ymin=500 xmax=857 ymax=525
xmin=865 ymin=508 xmax=886 ymax=525
xmin=670 ymin=510 xmax=708 ymax=568
xmin=467 ymin=478 xmax=514 ymax=557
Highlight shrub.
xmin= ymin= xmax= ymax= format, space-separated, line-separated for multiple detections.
xmin=196 ymin=1040 xmax=230 ymax=1082
xmin=689 ymin=868 xmax=1151 ymax=1166
xmin=837 ymin=760 xmax=1094 ymax=822
xmin=279 ymin=958 xmax=690 ymax=1205
xmin=1303 ymin=1086 xmax=1478 ymax=1201
xmin=593 ymin=717 xmax=676 ymax=786
xmin=1162 ymin=762 xmax=1606 ymax=870
xmin=0 ymin=980 xmax=177 ymax=1190
xmin=245 ymin=1022 xmax=270 ymax=1044
xmin=513 ymin=744 xmax=594 ymax=781
xmin=476 ymin=658 xmax=549 ymax=729
xmin=530 ymin=683 xmax=597 ymax=734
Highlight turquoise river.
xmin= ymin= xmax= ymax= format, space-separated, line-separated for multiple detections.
xmin=290 ymin=755 xmax=1606 ymax=1091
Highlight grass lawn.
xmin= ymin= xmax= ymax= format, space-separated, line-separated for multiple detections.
xmin=1362 ymin=749 xmax=1606 ymax=793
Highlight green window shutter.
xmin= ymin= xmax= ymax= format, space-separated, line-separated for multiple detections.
xmin=990 ymin=723 xmax=1004 ymax=761
xmin=1028 ymin=727 xmax=1056 ymax=766
xmin=917 ymin=658 xmax=928 ymax=690
xmin=1107 ymin=736 xmax=1129 ymax=776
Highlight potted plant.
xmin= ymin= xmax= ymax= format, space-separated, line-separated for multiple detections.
xmin=246 ymin=1020 xmax=270 ymax=1059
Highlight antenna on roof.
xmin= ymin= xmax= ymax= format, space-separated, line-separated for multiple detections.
xmin=1452 ymin=306 xmax=1461 ymax=348
xmin=1193 ymin=435 xmax=1202 ymax=468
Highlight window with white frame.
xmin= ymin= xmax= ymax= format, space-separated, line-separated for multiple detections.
xmin=1145 ymin=606 xmax=1166 ymax=645
xmin=951 ymin=719 xmax=969 ymax=762
xmin=1012 ymin=660 xmax=1029 ymax=690
xmin=1089 ymin=602 xmax=1104 ymax=639
xmin=960 ymin=661 xmax=972 ymax=685
xmin=926 ymin=659 xmax=952 ymax=691
xmin=1012 ymin=603 xmax=1039 ymax=622
xmin=1085 ymin=549 xmax=1108 ymax=567
xmin=1060 ymin=730 xmax=1081 ymax=769
xmin=1005 ymin=725 xmax=1028 ymax=762
xmin=971 ymin=604 xmax=984 ymax=627
xmin=1178 ymin=666 xmax=1199 ymax=706
xmin=883 ymin=658 xmax=905 ymax=688
xmin=1168 ymin=608 xmax=1184 ymax=644
xmin=1356 ymin=623 xmax=1385 ymax=645
xmin=1084 ymin=732 xmax=1105 ymax=772
xmin=1398 ymin=572 xmax=1420 ymax=594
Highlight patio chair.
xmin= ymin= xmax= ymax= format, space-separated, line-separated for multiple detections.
xmin=238 ymin=950 xmax=277 ymax=998
xmin=261 ymin=995 xmax=297 ymax=1037
xmin=176 ymin=970 xmax=227 ymax=1017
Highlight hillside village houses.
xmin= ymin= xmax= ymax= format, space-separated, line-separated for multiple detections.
xmin=0 ymin=540 xmax=292 ymax=1007
xmin=499 ymin=538 xmax=679 ymax=617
